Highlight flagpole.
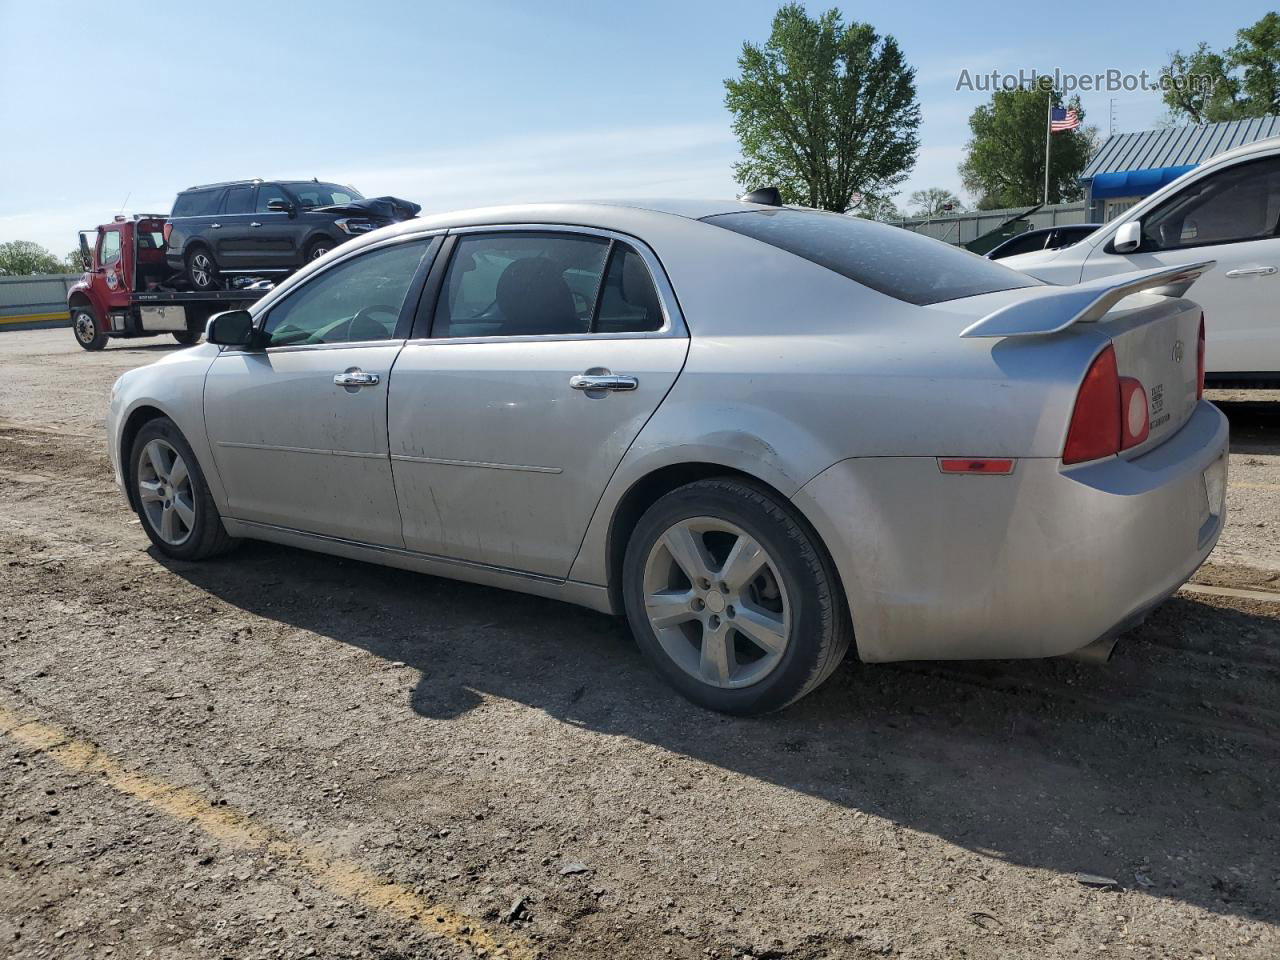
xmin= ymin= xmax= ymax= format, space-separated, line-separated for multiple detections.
xmin=1043 ymin=92 xmax=1052 ymax=205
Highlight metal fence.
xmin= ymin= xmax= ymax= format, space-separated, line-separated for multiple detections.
xmin=0 ymin=273 xmax=79 ymax=330
xmin=888 ymin=202 xmax=1090 ymax=247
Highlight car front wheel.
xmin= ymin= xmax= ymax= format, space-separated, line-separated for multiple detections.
xmin=130 ymin=418 xmax=238 ymax=560
xmin=622 ymin=478 xmax=852 ymax=714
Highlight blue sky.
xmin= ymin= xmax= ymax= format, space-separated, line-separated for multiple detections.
xmin=0 ymin=0 xmax=1271 ymax=254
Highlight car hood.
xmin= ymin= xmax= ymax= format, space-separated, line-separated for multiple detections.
xmin=312 ymin=196 xmax=421 ymax=222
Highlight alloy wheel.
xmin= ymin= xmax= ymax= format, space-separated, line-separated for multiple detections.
xmin=136 ymin=439 xmax=195 ymax=546
xmin=191 ymin=253 xmax=213 ymax=288
xmin=642 ymin=516 xmax=791 ymax=689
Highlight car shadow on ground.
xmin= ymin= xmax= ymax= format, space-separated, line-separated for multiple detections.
xmin=1216 ymin=399 xmax=1280 ymax=455
xmin=163 ymin=539 xmax=1280 ymax=928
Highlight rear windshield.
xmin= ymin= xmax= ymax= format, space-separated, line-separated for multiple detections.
xmin=703 ymin=208 xmax=1041 ymax=305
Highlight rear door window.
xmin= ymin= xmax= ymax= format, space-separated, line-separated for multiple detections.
xmin=224 ymin=185 xmax=255 ymax=215
xmin=704 ymin=208 xmax=1040 ymax=305
xmin=432 ymin=232 xmax=611 ymax=338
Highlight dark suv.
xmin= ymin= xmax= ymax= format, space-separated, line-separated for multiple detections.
xmin=165 ymin=179 xmax=415 ymax=290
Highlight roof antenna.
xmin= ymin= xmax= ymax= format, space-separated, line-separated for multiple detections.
xmin=117 ymin=191 xmax=131 ymax=215
xmin=739 ymin=186 xmax=782 ymax=206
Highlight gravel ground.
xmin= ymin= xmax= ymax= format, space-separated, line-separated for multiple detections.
xmin=2 ymin=328 xmax=1278 ymax=959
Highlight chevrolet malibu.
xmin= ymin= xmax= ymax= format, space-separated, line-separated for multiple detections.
xmin=107 ymin=198 xmax=1229 ymax=714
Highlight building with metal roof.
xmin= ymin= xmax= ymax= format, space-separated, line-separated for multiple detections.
xmin=1081 ymin=115 xmax=1280 ymax=221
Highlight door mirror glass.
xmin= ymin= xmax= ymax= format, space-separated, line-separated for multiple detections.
xmin=1114 ymin=220 xmax=1142 ymax=254
xmin=207 ymin=309 xmax=255 ymax=346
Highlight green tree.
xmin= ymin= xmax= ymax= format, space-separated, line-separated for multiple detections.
xmin=1161 ymin=14 xmax=1280 ymax=122
xmin=958 ymin=86 xmax=1093 ymax=209
xmin=851 ymin=192 xmax=904 ymax=222
xmin=0 ymin=240 xmax=70 ymax=276
xmin=724 ymin=3 xmax=921 ymax=212
xmin=908 ymin=187 xmax=965 ymax=217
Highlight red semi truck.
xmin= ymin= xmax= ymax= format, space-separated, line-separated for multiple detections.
xmin=67 ymin=215 xmax=267 ymax=351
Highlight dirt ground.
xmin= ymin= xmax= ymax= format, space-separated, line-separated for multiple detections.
xmin=1 ymin=327 xmax=1278 ymax=960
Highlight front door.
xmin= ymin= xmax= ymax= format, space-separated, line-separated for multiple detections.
xmin=214 ymin=183 xmax=258 ymax=270
xmin=249 ymin=183 xmax=300 ymax=270
xmin=204 ymin=236 xmax=441 ymax=545
xmin=97 ymin=225 xmax=130 ymax=313
xmin=1084 ymin=154 xmax=1280 ymax=374
xmin=388 ymin=229 xmax=688 ymax=578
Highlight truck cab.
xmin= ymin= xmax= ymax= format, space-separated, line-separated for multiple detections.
xmin=67 ymin=215 xmax=266 ymax=351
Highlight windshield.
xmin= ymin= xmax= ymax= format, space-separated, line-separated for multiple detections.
xmin=704 ymin=208 xmax=1042 ymax=306
xmin=284 ymin=182 xmax=365 ymax=209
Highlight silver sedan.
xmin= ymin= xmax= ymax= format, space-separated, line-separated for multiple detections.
xmin=107 ymin=199 xmax=1229 ymax=713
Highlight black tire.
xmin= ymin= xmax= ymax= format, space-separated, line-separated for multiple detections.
xmin=306 ymin=237 xmax=335 ymax=262
xmin=622 ymin=478 xmax=852 ymax=715
xmin=129 ymin=417 xmax=239 ymax=561
xmin=173 ymin=330 xmax=200 ymax=345
xmin=71 ymin=305 xmax=107 ymax=351
xmin=184 ymin=245 xmax=220 ymax=291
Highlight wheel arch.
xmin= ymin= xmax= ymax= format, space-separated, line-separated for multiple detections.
xmin=68 ymin=291 xmax=93 ymax=310
xmin=602 ymin=461 xmax=849 ymax=622
xmin=119 ymin=405 xmax=171 ymax=512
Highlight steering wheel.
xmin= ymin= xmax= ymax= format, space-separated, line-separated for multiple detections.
xmin=347 ymin=303 xmax=400 ymax=340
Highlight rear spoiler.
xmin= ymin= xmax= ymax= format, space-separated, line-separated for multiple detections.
xmin=960 ymin=260 xmax=1214 ymax=339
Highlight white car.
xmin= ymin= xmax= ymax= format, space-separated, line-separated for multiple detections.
xmin=107 ymin=199 xmax=1227 ymax=714
xmin=1003 ymin=135 xmax=1280 ymax=383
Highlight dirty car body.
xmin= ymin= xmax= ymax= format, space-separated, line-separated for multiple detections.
xmin=106 ymin=199 xmax=1229 ymax=713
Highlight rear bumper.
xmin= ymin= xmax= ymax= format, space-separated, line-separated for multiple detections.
xmin=792 ymin=401 xmax=1229 ymax=662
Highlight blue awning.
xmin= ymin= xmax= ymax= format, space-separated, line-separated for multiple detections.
xmin=1088 ymin=164 xmax=1198 ymax=199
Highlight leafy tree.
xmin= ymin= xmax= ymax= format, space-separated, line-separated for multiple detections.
xmin=958 ymin=86 xmax=1094 ymax=209
xmin=725 ymin=3 xmax=921 ymax=212
xmin=1161 ymin=14 xmax=1280 ymax=122
xmin=908 ymin=187 xmax=965 ymax=217
xmin=851 ymin=192 xmax=904 ymax=222
xmin=0 ymin=240 xmax=71 ymax=276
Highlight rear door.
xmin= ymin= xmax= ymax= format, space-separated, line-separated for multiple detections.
xmin=215 ymin=184 xmax=258 ymax=270
xmin=387 ymin=228 xmax=688 ymax=578
xmin=1082 ymin=154 xmax=1280 ymax=374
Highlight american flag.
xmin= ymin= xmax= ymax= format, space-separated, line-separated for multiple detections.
xmin=1050 ymin=107 xmax=1080 ymax=133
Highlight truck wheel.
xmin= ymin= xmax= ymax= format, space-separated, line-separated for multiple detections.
xmin=173 ymin=330 xmax=200 ymax=345
xmin=306 ymin=238 xmax=334 ymax=262
xmin=185 ymin=246 xmax=219 ymax=290
xmin=71 ymin=306 xmax=107 ymax=351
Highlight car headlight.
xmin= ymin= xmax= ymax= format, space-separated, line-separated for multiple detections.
xmin=334 ymin=218 xmax=376 ymax=235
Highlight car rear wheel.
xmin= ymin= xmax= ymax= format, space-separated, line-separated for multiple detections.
xmin=130 ymin=418 xmax=239 ymax=561
xmin=185 ymin=246 xmax=219 ymax=291
xmin=622 ymin=478 xmax=852 ymax=714
xmin=71 ymin=305 xmax=107 ymax=351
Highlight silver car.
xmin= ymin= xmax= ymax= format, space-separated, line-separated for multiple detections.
xmin=107 ymin=199 xmax=1229 ymax=714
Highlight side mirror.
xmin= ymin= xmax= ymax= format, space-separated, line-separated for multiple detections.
xmin=1113 ymin=220 xmax=1142 ymax=254
xmin=206 ymin=309 xmax=256 ymax=347
xmin=267 ymin=199 xmax=295 ymax=216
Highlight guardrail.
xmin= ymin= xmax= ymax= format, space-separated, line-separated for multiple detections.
xmin=0 ymin=273 xmax=80 ymax=331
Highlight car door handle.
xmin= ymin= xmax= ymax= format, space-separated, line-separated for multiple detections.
xmin=334 ymin=370 xmax=380 ymax=388
xmin=210 ymin=223 xmax=221 ymax=229
xmin=1224 ymin=265 xmax=1277 ymax=278
xmin=570 ymin=373 xmax=638 ymax=392
xmin=250 ymin=221 xmax=262 ymax=228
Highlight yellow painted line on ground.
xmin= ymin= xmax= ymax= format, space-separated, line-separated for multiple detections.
xmin=0 ymin=312 xmax=69 ymax=325
xmin=1230 ymin=481 xmax=1280 ymax=491
xmin=0 ymin=704 xmax=531 ymax=959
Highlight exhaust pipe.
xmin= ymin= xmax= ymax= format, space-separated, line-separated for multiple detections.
xmin=1065 ymin=635 xmax=1117 ymax=664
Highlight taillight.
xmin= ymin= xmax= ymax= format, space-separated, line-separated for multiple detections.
xmin=1196 ymin=313 xmax=1206 ymax=400
xmin=1063 ymin=344 xmax=1121 ymax=464
xmin=1119 ymin=377 xmax=1149 ymax=449
xmin=162 ymin=223 xmax=173 ymax=246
